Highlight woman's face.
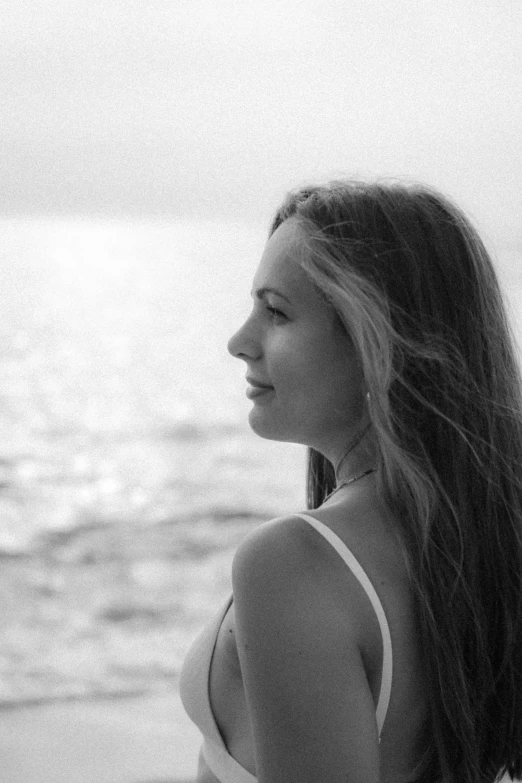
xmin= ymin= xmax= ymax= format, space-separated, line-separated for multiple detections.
xmin=227 ymin=218 xmax=366 ymax=461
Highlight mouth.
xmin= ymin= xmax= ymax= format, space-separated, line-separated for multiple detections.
xmin=246 ymin=377 xmax=274 ymax=389
xmin=246 ymin=383 xmax=274 ymax=400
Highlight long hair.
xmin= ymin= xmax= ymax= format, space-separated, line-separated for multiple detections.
xmin=270 ymin=179 xmax=522 ymax=783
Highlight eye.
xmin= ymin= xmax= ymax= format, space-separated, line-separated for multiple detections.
xmin=266 ymin=304 xmax=286 ymax=321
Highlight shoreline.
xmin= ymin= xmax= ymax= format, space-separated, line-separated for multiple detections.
xmin=0 ymin=689 xmax=201 ymax=783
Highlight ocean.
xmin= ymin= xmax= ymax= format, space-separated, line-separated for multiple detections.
xmin=0 ymin=215 xmax=520 ymax=708
xmin=0 ymin=215 xmax=306 ymax=707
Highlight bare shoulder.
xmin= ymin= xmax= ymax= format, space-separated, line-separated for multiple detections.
xmin=231 ymin=509 xmax=386 ymax=647
xmin=231 ymin=513 xmax=359 ymax=612
xmin=231 ymin=494 xmax=430 ymax=781
xmin=231 ymin=515 xmax=326 ymax=635
xmin=232 ymin=484 xmax=408 ymax=605
xmin=231 ymin=514 xmax=382 ymax=782
xmin=231 ymin=487 xmax=419 ymax=693
xmin=232 ymin=514 xmax=322 ymax=588
xmin=310 ymin=481 xmax=411 ymax=587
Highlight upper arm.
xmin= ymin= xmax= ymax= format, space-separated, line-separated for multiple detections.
xmin=231 ymin=517 xmax=381 ymax=783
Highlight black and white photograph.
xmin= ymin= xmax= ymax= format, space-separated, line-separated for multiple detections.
xmin=1 ymin=2 xmax=521 ymax=782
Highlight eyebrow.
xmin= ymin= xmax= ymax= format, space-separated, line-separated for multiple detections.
xmin=251 ymin=286 xmax=292 ymax=305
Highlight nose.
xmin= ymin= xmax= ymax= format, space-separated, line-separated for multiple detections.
xmin=227 ymin=314 xmax=261 ymax=361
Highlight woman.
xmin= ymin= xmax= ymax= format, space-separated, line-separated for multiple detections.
xmin=180 ymin=180 xmax=522 ymax=783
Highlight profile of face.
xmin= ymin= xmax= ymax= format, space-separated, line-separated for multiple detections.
xmin=227 ymin=218 xmax=367 ymax=462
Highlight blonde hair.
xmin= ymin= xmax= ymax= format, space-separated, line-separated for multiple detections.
xmin=271 ymin=180 xmax=522 ymax=783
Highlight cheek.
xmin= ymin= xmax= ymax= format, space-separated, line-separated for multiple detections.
xmin=277 ymin=345 xmax=347 ymax=401
xmin=266 ymin=329 xmax=359 ymax=402
xmin=309 ymin=345 xmax=362 ymax=408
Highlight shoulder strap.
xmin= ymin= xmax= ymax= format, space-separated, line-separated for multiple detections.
xmin=294 ymin=513 xmax=393 ymax=739
xmin=202 ymin=738 xmax=257 ymax=783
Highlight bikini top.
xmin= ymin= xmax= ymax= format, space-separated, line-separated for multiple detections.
xmin=179 ymin=513 xmax=393 ymax=783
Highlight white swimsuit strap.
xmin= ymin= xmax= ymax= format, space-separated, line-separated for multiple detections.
xmin=295 ymin=513 xmax=393 ymax=739
xmin=202 ymin=737 xmax=257 ymax=783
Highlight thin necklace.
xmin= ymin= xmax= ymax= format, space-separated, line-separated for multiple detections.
xmin=323 ymin=467 xmax=377 ymax=503
xmin=325 ymin=421 xmax=376 ymax=504
xmin=334 ymin=422 xmax=372 ymax=477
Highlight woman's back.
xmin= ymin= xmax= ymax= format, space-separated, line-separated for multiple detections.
xmin=204 ymin=478 xmax=431 ymax=782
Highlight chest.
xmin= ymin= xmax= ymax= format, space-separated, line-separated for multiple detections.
xmin=212 ymin=601 xmax=241 ymax=678
xmin=208 ymin=601 xmax=256 ymax=772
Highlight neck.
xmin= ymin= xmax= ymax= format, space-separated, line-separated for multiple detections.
xmin=332 ymin=422 xmax=377 ymax=484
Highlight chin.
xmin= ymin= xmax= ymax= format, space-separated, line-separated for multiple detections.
xmin=247 ymin=409 xmax=304 ymax=445
xmin=248 ymin=411 xmax=281 ymax=440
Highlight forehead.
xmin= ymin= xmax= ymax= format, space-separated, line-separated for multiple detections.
xmin=253 ymin=219 xmax=321 ymax=306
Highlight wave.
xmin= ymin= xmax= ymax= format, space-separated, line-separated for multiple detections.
xmin=0 ymin=510 xmax=263 ymax=709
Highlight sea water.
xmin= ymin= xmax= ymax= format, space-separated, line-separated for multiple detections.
xmin=0 ymin=216 xmax=520 ymax=707
xmin=0 ymin=215 xmax=306 ymax=706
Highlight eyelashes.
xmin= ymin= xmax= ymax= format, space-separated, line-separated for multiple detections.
xmin=266 ymin=305 xmax=287 ymax=321
xmin=248 ymin=299 xmax=287 ymax=323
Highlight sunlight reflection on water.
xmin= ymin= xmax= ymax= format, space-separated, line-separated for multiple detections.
xmin=0 ymin=216 xmax=305 ymax=551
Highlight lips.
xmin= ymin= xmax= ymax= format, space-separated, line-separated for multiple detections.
xmin=246 ymin=377 xmax=274 ymax=390
xmin=245 ymin=376 xmax=274 ymax=400
xmin=246 ymin=385 xmax=274 ymax=399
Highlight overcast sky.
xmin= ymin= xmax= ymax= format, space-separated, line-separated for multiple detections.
xmin=1 ymin=0 xmax=520 ymax=242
